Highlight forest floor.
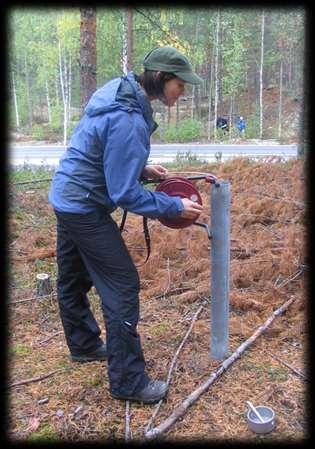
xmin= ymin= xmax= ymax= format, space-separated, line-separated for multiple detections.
xmin=7 ymin=157 xmax=308 ymax=443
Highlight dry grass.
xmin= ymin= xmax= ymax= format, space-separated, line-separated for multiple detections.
xmin=7 ymin=158 xmax=308 ymax=442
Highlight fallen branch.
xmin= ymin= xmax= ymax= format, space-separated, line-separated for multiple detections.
xmin=37 ymin=331 xmax=63 ymax=346
xmin=153 ymin=287 xmax=191 ymax=300
xmin=144 ymin=296 xmax=296 ymax=440
xmin=236 ymin=191 xmax=304 ymax=208
xmin=145 ymin=302 xmax=205 ymax=434
xmin=9 ymin=292 xmax=57 ymax=305
xmin=266 ymin=351 xmax=308 ymax=380
xmin=162 ymin=258 xmax=171 ymax=299
xmin=12 ymin=177 xmax=52 ymax=186
xmin=125 ymin=401 xmax=132 ymax=441
xmin=275 ymin=268 xmax=304 ymax=289
xmin=8 ymin=368 xmax=71 ymax=388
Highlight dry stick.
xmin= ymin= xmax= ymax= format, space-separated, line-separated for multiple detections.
xmin=145 ymin=302 xmax=205 ymax=434
xmin=275 ymin=268 xmax=304 ymax=289
xmin=144 ymin=296 xmax=296 ymax=440
xmin=8 ymin=368 xmax=71 ymax=388
xmin=37 ymin=331 xmax=63 ymax=346
xmin=125 ymin=400 xmax=132 ymax=441
xmin=153 ymin=287 xmax=191 ymax=300
xmin=12 ymin=177 xmax=53 ymax=186
xmin=236 ymin=191 xmax=304 ymax=208
xmin=266 ymin=351 xmax=308 ymax=380
xmin=9 ymin=292 xmax=57 ymax=304
xmin=162 ymin=258 xmax=171 ymax=299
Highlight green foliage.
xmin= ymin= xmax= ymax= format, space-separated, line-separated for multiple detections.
xmin=26 ymin=423 xmax=60 ymax=442
xmin=9 ymin=344 xmax=32 ymax=357
xmin=9 ymin=166 xmax=54 ymax=184
xmin=9 ymin=8 xmax=305 ymax=144
xmin=244 ymin=113 xmax=260 ymax=139
xmin=50 ymin=105 xmax=63 ymax=133
xmin=149 ymin=321 xmax=170 ymax=336
xmin=30 ymin=124 xmax=47 ymax=140
xmin=165 ymin=118 xmax=203 ymax=142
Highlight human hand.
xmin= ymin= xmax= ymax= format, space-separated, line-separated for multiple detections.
xmin=142 ymin=164 xmax=168 ymax=180
xmin=180 ymin=197 xmax=203 ymax=220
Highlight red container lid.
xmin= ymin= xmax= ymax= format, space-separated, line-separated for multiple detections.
xmin=155 ymin=177 xmax=202 ymax=229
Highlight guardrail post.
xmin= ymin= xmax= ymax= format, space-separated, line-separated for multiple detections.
xmin=210 ymin=180 xmax=230 ymax=359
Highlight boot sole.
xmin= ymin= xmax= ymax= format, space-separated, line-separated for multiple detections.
xmin=70 ymin=356 xmax=107 ymax=363
xmin=111 ymin=391 xmax=167 ymax=404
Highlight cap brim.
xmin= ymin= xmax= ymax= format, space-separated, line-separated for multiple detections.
xmin=175 ymin=71 xmax=203 ymax=85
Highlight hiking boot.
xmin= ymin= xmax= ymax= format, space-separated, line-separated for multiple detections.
xmin=111 ymin=379 xmax=168 ymax=404
xmin=70 ymin=343 xmax=107 ymax=363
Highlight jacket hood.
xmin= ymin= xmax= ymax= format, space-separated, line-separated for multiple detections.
xmin=84 ymin=72 xmax=158 ymax=135
xmin=84 ymin=73 xmax=141 ymax=117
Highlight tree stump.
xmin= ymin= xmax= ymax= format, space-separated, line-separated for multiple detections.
xmin=36 ymin=273 xmax=52 ymax=299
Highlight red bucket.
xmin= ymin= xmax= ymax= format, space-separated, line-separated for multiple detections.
xmin=155 ymin=177 xmax=202 ymax=229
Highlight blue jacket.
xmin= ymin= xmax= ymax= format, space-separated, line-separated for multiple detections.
xmin=48 ymin=72 xmax=183 ymax=219
xmin=236 ymin=118 xmax=245 ymax=131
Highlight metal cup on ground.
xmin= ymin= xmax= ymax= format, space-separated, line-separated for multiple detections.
xmin=246 ymin=404 xmax=276 ymax=434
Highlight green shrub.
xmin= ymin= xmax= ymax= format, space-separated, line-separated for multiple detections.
xmin=50 ymin=105 xmax=63 ymax=133
xmin=245 ymin=113 xmax=260 ymax=139
xmin=165 ymin=118 xmax=203 ymax=142
xmin=30 ymin=124 xmax=46 ymax=140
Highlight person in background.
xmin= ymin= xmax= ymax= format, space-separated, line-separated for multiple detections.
xmin=216 ymin=116 xmax=229 ymax=133
xmin=236 ymin=116 xmax=246 ymax=136
xmin=48 ymin=46 xmax=203 ymax=404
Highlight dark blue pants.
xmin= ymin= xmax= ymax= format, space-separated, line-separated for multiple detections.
xmin=54 ymin=209 xmax=149 ymax=396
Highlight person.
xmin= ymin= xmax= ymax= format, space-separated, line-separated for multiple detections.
xmin=236 ymin=116 xmax=246 ymax=136
xmin=48 ymin=46 xmax=204 ymax=404
xmin=216 ymin=116 xmax=229 ymax=133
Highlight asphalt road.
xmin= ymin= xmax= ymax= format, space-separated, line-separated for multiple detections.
xmin=9 ymin=143 xmax=298 ymax=166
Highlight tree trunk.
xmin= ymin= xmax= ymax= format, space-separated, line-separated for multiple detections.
xmin=214 ymin=11 xmax=220 ymax=141
xmin=80 ymin=8 xmax=97 ymax=111
xmin=160 ymin=104 xmax=166 ymax=142
xmin=55 ymin=73 xmax=60 ymax=107
xmin=278 ymin=58 xmax=283 ymax=140
xmin=207 ymin=45 xmax=214 ymax=140
xmin=63 ymin=50 xmax=69 ymax=145
xmin=11 ymin=71 xmax=20 ymax=129
xmin=126 ymin=8 xmax=133 ymax=72
xmin=121 ymin=11 xmax=128 ymax=75
xmin=58 ymin=41 xmax=68 ymax=146
xmin=24 ymin=53 xmax=32 ymax=128
xmin=191 ymin=86 xmax=195 ymax=119
xmin=45 ymin=80 xmax=52 ymax=124
xmin=259 ymin=10 xmax=265 ymax=140
xmin=68 ymin=54 xmax=72 ymax=124
xmin=228 ymin=95 xmax=233 ymax=140
xmin=191 ymin=13 xmax=201 ymax=120
xmin=36 ymin=273 xmax=53 ymax=299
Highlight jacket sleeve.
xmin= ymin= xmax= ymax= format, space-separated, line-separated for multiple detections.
xmin=103 ymin=110 xmax=183 ymax=219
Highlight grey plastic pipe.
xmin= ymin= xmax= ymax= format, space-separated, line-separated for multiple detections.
xmin=210 ymin=180 xmax=230 ymax=359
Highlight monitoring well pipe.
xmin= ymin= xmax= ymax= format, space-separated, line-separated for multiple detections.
xmin=210 ymin=180 xmax=230 ymax=360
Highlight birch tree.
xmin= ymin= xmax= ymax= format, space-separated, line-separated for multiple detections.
xmin=191 ymin=13 xmax=201 ymax=119
xmin=126 ymin=8 xmax=133 ymax=72
xmin=259 ymin=10 xmax=265 ymax=140
xmin=278 ymin=55 xmax=283 ymax=140
xmin=221 ymin=11 xmax=245 ymax=139
xmin=11 ymin=70 xmax=20 ymax=129
xmin=56 ymin=11 xmax=80 ymax=145
xmin=207 ymin=41 xmax=214 ymax=140
xmin=121 ymin=11 xmax=128 ymax=75
xmin=213 ymin=10 xmax=220 ymax=141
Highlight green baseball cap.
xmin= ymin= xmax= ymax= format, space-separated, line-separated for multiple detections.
xmin=143 ymin=46 xmax=203 ymax=85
